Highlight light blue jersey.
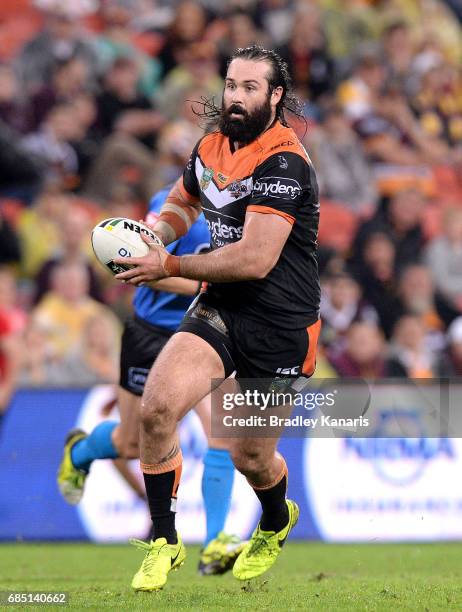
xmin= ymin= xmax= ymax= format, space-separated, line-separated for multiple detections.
xmin=133 ymin=188 xmax=210 ymax=330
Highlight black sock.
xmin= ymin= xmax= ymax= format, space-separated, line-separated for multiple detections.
xmin=253 ymin=474 xmax=289 ymax=532
xmin=143 ymin=462 xmax=181 ymax=545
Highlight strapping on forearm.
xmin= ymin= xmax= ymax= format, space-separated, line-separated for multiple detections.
xmin=164 ymin=254 xmax=181 ymax=277
xmin=153 ymin=179 xmax=201 ymax=244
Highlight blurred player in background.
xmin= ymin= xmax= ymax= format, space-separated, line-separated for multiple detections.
xmin=57 ymin=186 xmax=245 ymax=575
xmin=114 ymin=46 xmax=321 ymax=591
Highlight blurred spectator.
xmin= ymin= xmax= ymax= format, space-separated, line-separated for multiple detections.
xmin=327 ymin=321 xmax=386 ymax=377
xmin=321 ymin=0 xmax=382 ymax=64
xmin=22 ymin=313 xmax=118 ymax=388
xmin=32 ymin=261 xmax=118 ymax=361
xmin=57 ymin=313 xmax=119 ymax=386
xmin=217 ymin=11 xmax=267 ymax=76
xmin=155 ymin=89 xmax=205 ymax=185
xmin=365 ymin=94 xmax=454 ymax=185
xmin=397 ymin=264 xmax=458 ymax=350
xmin=386 ymin=314 xmax=436 ymax=378
xmin=0 ymin=65 xmax=31 ymax=134
xmin=351 ymin=188 xmax=425 ymax=272
xmin=257 ymin=0 xmax=296 ymax=46
xmin=425 ymin=208 xmax=462 ymax=310
xmin=438 ymin=316 xmax=462 ymax=377
xmin=277 ymin=6 xmax=334 ymax=101
xmin=337 ymin=47 xmax=385 ymax=123
xmin=381 ymin=20 xmax=416 ymax=95
xmin=353 ymin=232 xmax=401 ymax=338
xmin=95 ymin=56 xmax=164 ymax=149
xmin=339 ymin=48 xmax=453 ymax=180
xmin=155 ymin=42 xmax=223 ymax=121
xmin=21 ymin=103 xmax=80 ymax=183
xmin=318 ymin=244 xmax=345 ymax=278
xmin=17 ymin=186 xmax=64 ymax=278
xmin=84 ymin=131 xmax=161 ymax=203
xmin=410 ymin=61 xmax=462 ymax=149
xmin=320 ymin=270 xmax=378 ymax=347
xmin=28 ymin=57 xmax=90 ymax=131
xmin=411 ymin=38 xmax=446 ymax=78
xmin=85 ymin=85 xmax=203 ymax=202
xmin=157 ymin=1 xmax=208 ymax=79
xmin=394 ymin=0 xmax=462 ymax=65
xmin=0 ymin=214 xmax=21 ymax=266
xmin=0 ymin=122 xmax=43 ymax=203
xmin=19 ymin=320 xmax=64 ymax=387
xmin=308 ymin=104 xmax=377 ymax=210
xmin=34 ymin=205 xmax=104 ymax=304
xmin=94 ymin=4 xmax=162 ymax=98
xmin=67 ymin=92 xmax=100 ymax=181
xmin=16 ymin=6 xmax=98 ymax=93
xmin=277 ymin=8 xmax=333 ymax=101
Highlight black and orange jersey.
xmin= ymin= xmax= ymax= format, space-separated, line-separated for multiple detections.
xmin=182 ymin=120 xmax=320 ymax=329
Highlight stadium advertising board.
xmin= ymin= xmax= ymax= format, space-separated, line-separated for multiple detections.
xmin=304 ymin=381 xmax=462 ymax=541
xmin=1 ymin=384 xmax=462 ymax=542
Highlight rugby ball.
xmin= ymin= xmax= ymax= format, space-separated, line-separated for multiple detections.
xmin=91 ymin=217 xmax=163 ymax=275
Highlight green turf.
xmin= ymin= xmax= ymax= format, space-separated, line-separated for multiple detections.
xmin=0 ymin=542 xmax=461 ymax=611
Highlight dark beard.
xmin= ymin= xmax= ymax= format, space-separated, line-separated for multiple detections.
xmin=218 ymin=96 xmax=272 ymax=145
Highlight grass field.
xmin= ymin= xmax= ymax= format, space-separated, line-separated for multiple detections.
xmin=1 ymin=542 xmax=461 ymax=611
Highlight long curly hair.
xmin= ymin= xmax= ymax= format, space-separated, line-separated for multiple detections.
xmin=192 ymin=45 xmax=305 ymax=131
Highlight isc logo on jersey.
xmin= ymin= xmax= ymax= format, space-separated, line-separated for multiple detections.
xmin=206 ymin=217 xmax=243 ymax=244
xmin=253 ymin=177 xmax=302 ymax=200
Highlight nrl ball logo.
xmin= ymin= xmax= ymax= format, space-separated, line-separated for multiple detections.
xmin=200 ymin=167 xmax=214 ymax=190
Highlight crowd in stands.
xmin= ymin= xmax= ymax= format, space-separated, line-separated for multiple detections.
xmin=0 ymin=0 xmax=461 ymax=414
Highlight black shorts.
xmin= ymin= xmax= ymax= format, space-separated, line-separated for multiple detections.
xmin=177 ymin=293 xmax=321 ymax=389
xmin=119 ymin=316 xmax=174 ymax=396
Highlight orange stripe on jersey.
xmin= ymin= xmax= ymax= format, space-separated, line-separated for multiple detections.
xmin=247 ymin=205 xmax=295 ymax=226
xmin=198 ymin=134 xmax=257 ymax=188
xmin=197 ymin=122 xmax=310 ymax=191
xmin=302 ymin=319 xmax=321 ymax=376
xmin=256 ymin=122 xmax=311 ymax=166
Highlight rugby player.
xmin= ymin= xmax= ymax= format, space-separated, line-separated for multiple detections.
xmin=57 ymin=186 xmax=245 ymax=575
xmin=114 ymin=45 xmax=321 ymax=590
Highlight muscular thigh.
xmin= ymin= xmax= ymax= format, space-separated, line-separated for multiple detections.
xmin=142 ymin=331 xmax=226 ymax=423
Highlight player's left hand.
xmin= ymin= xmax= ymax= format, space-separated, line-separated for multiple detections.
xmin=114 ymin=232 xmax=170 ymax=285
